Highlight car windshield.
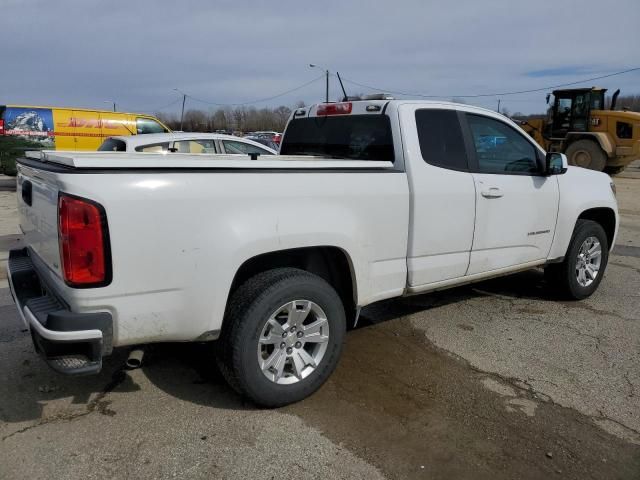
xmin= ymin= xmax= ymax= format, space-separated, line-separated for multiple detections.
xmin=280 ymin=115 xmax=394 ymax=162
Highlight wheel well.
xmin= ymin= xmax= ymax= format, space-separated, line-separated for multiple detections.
xmin=578 ymin=208 xmax=616 ymax=248
xmin=228 ymin=247 xmax=356 ymax=316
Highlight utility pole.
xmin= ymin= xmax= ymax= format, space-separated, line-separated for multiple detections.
xmin=497 ymin=99 xmax=501 ymax=113
xmin=309 ymin=64 xmax=330 ymax=102
xmin=104 ymin=100 xmax=116 ymax=112
xmin=325 ymin=69 xmax=329 ymax=103
xmin=174 ymin=88 xmax=187 ymax=131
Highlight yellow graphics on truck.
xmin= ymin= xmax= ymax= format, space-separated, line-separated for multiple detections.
xmin=0 ymin=105 xmax=170 ymax=151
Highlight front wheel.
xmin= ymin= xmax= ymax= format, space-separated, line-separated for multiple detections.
xmin=545 ymin=219 xmax=609 ymax=300
xmin=565 ymin=139 xmax=607 ymax=171
xmin=216 ymin=268 xmax=346 ymax=407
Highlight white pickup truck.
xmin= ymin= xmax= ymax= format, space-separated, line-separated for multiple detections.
xmin=8 ymin=99 xmax=618 ymax=406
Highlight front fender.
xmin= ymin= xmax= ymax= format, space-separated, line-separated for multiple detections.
xmin=548 ymin=167 xmax=619 ymax=260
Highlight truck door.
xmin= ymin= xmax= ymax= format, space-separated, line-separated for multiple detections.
xmin=462 ymin=113 xmax=559 ymax=275
xmin=400 ymin=105 xmax=476 ymax=286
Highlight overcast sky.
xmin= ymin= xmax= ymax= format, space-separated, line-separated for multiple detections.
xmin=2 ymin=0 xmax=639 ymax=115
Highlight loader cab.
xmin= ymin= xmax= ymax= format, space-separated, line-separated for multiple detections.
xmin=548 ymin=88 xmax=606 ymax=138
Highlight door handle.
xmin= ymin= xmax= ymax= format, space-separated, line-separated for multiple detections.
xmin=481 ymin=187 xmax=503 ymax=198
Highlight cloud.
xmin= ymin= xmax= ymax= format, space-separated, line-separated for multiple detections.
xmin=1 ymin=0 xmax=638 ymax=114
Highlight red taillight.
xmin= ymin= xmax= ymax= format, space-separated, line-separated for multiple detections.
xmin=316 ymin=102 xmax=352 ymax=116
xmin=58 ymin=194 xmax=110 ymax=287
xmin=0 ymin=119 xmax=5 ymax=135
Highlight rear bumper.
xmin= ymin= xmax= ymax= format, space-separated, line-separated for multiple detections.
xmin=7 ymin=248 xmax=112 ymax=375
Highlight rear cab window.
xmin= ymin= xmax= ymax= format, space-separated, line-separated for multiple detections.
xmin=98 ymin=138 xmax=127 ymax=152
xmin=280 ymin=114 xmax=395 ymax=162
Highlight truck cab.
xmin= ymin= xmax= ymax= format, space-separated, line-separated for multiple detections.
xmin=548 ymin=88 xmax=606 ymax=138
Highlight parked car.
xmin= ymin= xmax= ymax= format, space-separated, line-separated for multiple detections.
xmin=251 ymin=131 xmax=282 ymax=144
xmin=243 ymin=135 xmax=280 ymax=151
xmin=9 ymin=99 xmax=618 ymax=408
xmin=98 ymin=132 xmax=277 ymax=155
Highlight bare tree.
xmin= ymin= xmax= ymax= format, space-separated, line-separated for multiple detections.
xmin=273 ymin=106 xmax=292 ymax=130
xmin=154 ymin=111 xmax=180 ymax=130
xmin=183 ymin=110 xmax=208 ymax=132
xmin=152 ymin=102 xmax=318 ymax=134
xmin=610 ymin=94 xmax=640 ymax=112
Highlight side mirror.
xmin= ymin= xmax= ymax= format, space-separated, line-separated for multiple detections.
xmin=545 ymin=152 xmax=568 ymax=175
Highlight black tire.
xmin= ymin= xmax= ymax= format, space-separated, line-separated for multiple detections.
xmin=565 ymin=139 xmax=607 ymax=171
xmin=216 ymin=268 xmax=346 ymax=407
xmin=544 ymin=220 xmax=609 ymax=300
xmin=605 ymin=166 xmax=625 ymax=176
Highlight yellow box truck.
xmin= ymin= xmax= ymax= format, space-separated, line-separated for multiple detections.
xmin=0 ymin=105 xmax=170 ymax=174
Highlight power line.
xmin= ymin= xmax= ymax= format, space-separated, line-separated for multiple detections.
xmin=342 ymin=66 xmax=640 ymax=99
xmin=184 ymin=75 xmax=325 ymax=106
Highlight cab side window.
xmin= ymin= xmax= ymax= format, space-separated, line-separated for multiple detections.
xmin=136 ymin=117 xmax=167 ymax=134
xmin=415 ymin=109 xmax=468 ymax=170
xmin=466 ymin=114 xmax=539 ymax=174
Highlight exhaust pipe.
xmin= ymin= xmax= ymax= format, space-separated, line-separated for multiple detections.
xmin=126 ymin=348 xmax=145 ymax=369
xmin=610 ymin=89 xmax=620 ymax=111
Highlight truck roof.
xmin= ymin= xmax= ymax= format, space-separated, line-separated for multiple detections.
xmin=299 ymin=98 xmax=511 ymax=121
xmin=550 ymin=87 xmax=607 ymax=94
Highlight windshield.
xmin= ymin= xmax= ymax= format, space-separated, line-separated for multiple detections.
xmin=280 ymin=114 xmax=394 ymax=162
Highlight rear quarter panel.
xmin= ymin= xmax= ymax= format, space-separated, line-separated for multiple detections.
xmin=46 ymin=170 xmax=409 ymax=347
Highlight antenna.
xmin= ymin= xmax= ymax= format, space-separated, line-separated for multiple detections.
xmin=336 ymin=72 xmax=348 ymax=102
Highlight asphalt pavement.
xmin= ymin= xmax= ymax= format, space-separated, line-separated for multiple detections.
xmin=0 ymin=165 xmax=639 ymax=479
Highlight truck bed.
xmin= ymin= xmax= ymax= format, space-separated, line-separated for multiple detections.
xmin=25 ymin=150 xmax=396 ymax=170
xmin=15 ymin=150 xmax=409 ymax=349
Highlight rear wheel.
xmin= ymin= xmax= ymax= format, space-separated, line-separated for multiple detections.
xmin=545 ymin=220 xmax=609 ymax=300
xmin=216 ymin=268 xmax=346 ymax=407
xmin=565 ymin=139 xmax=607 ymax=171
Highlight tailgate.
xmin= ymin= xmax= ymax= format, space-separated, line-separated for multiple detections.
xmin=17 ymin=162 xmax=62 ymax=277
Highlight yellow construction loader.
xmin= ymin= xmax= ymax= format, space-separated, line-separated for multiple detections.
xmin=517 ymin=88 xmax=640 ymax=174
